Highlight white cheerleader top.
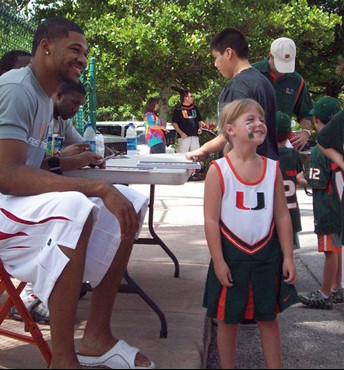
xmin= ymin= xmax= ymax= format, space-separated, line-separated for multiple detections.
xmin=212 ymin=155 xmax=279 ymax=256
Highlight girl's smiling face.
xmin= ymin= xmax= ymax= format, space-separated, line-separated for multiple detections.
xmin=226 ymin=106 xmax=267 ymax=146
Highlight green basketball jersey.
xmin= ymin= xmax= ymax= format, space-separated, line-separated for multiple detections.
xmin=306 ymin=145 xmax=342 ymax=235
xmin=317 ymin=111 xmax=344 ymax=241
xmin=279 ymin=147 xmax=303 ymax=233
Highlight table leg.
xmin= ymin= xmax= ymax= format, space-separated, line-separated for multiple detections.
xmin=119 ymin=270 xmax=168 ymax=338
xmin=136 ymin=185 xmax=180 ymax=278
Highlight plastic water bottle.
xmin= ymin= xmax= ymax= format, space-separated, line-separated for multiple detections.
xmin=126 ymin=122 xmax=138 ymax=156
xmin=96 ymin=133 xmax=105 ymax=157
xmin=83 ymin=122 xmax=96 ymax=152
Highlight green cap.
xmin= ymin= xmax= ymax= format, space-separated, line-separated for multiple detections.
xmin=310 ymin=96 xmax=342 ymax=123
xmin=276 ymin=111 xmax=291 ymax=133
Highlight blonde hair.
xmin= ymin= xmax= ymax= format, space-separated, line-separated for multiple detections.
xmin=219 ymin=99 xmax=265 ymax=152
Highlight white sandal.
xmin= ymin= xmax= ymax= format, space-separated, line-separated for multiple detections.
xmin=77 ymin=340 xmax=156 ymax=369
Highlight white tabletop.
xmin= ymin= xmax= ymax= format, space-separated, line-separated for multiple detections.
xmin=63 ymin=153 xmax=198 ymax=185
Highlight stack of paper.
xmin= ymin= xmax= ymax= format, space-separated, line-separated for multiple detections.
xmin=137 ymin=160 xmax=201 ymax=170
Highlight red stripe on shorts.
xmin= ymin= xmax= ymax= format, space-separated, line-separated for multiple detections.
xmin=0 ymin=231 xmax=28 ymax=241
xmin=217 ymin=286 xmax=227 ymax=321
xmin=0 ymin=208 xmax=70 ymax=225
xmin=7 ymin=246 xmax=31 ymax=249
xmin=244 ymin=281 xmax=254 ymax=320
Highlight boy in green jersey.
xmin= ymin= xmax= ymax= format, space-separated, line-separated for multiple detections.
xmin=298 ymin=96 xmax=343 ymax=309
xmin=276 ymin=111 xmax=303 ymax=249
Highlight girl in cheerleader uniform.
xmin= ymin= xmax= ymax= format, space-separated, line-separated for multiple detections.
xmin=203 ymin=99 xmax=299 ymax=369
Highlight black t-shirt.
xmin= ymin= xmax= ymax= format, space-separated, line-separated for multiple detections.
xmin=218 ymin=67 xmax=279 ymax=160
xmin=172 ymin=104 xmax=202 ymax=137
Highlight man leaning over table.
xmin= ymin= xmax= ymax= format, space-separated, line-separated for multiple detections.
xmin=252 ymin=37 xmax=313 ymax=150
xmin=0 ymin=16 xmax=155 ymax=370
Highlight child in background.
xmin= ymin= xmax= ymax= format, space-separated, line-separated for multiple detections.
xmin=203 ymin=99 xmax=299 ymax=369
xmin=298 ymin=96 xmax=343 ymax=309
xmin=276 ymin=112 xmax=304 ymax=249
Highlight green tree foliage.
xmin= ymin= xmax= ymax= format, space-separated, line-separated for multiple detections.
xmin=22 ymin=0 xmax=343 ymax=122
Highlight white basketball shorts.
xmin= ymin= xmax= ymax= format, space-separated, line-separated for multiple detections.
xmin=0 ymin=185 xmax=148 ymax=307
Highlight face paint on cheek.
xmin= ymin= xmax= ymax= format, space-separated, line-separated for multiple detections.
xmin=246 ymin=122 xmax=254 ymax=139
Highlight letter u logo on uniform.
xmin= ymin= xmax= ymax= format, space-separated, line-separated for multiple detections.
xmin=236 ymin=192 xmax=265 ymax=211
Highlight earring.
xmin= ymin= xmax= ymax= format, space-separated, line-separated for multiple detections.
xmin=45 ymin=51 xmax=49 ymax=55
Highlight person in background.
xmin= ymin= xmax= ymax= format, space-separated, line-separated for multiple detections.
xmin=49 ymin=80 xmax=115 ymax=158
xmin=143 ymin=97 xmax=169 ymax=154
xmin=0 ymin=49 xmax=31 ymax=76
xmin=187 ymin=28 xmax=278 ymax=163
xmin=48 ymin=80 xmax=87 ymax=156
xmin=298 ymin=96 xmax=343 ymax=309
xmin=276 ymin=111 xmax=304 ymax=249
xmin=203 ymin=99 xmax=298 ymax=369
xmin=172 ymin=89 xmax=204 ymax=153
xmin=253 ymin=37 xmax=313 ymax=150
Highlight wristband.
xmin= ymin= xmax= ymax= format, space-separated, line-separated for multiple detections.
xmin=48 ymin=156 xmax=62 ymax=175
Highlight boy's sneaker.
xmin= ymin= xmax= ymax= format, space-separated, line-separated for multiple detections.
xmin=10 ymin=293 xmax=50 ymax=325
xmin=299 ymin=290 xmax=333 ymax=310
xmin=331 ymin=288 xmax=344 ymax=304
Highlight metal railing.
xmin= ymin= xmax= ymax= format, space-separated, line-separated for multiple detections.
xmin=0 ymin=5 xmax=35 ymax=55
xmin=0 ymin=5 xmax=97 ymax=135
xmin=75 ymin=57 xmax=97 ymax=135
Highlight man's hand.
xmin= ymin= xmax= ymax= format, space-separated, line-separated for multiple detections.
xmin=197 ymin=128 xmax=203 ymax=135
xmin=60 ymin=143 xmax=91 ymax=157
xmin=296 ymin=171 xmax=308 ymax=187
xmin=180 ymin=132 xmax=188 ymax=139
xmin=77 ymin=152 xmax=106 ymax=169
xmin=104 ymin=146 xmax=116 ymax=157
xmin=186 ymin=147 xmax=209 ymax=161
xmin=290 ymin=131 xmax=309 ymax=151
xmin=60 ymin=151 xmax=106 ymax=171
xmin=101 ymin=185 xmax=140 ymax=240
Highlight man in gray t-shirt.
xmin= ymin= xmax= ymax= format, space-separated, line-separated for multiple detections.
xmin=0 ymin=17 xmax=153 ymax=369
xmin=0 ymin=66 xmax=52 ymax=168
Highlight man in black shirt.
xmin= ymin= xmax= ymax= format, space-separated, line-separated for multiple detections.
xmin=172 ymin=90 xmax=205 ymax=153
xmin=187 ymin=28 xmax=278 ymax=161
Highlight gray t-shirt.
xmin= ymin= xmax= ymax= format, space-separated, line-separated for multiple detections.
xmin=218 ymin=67 xmax=278 ymax=160
xmin=0 ymin=67 xmax=53 ymax=168
xmin=48 ymin=116 xmax=84 ymax=147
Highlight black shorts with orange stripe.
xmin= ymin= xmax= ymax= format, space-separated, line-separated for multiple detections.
xmin=203 ymin=231 xmax=299 ymax=324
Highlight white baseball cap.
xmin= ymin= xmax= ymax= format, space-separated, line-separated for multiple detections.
xmin=270 ymin=37 xmax=296 ymax=73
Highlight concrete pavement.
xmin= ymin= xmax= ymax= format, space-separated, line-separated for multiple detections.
xmin=0 ymin=182 xmax=343 ymax=368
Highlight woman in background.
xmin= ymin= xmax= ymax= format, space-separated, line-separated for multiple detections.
xmin=144 ymin=97 xmax=169 ymax=154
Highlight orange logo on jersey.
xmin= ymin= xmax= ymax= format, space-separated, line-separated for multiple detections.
xmin=282 ymin=295 xmax=290 ymax=303
xmin=39 ymin=122 xmax=46 ymax=140
xmin=236 ymin=192 xmax=265 ymax=211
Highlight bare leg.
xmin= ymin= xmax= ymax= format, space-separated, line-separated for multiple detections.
xmin=321 ymin=252 xmax=338 ymax=296
xmin=217 ymin=321 xmax=239 ymax=369
xmin=333 ymin=251 xmax=342 ymax=291
xmin=49 ymin=214 xmax=94 ymax=369
xmin=78 ymin=235 xmax=152 ymax=367
xmin=258 ymin=319 xmax=282 ymax=369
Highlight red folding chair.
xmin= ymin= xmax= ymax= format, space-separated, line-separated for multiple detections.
xmin=0 ymin=259 xmax=52 ymax=367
